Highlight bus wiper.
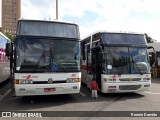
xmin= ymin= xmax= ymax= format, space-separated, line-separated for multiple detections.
xmin=131 ymin=56 xmax=143 ymax=75
xmin=33 ymin=50 xmax=45 ymax=71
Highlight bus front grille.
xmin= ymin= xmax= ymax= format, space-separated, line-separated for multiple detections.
xmin=33 ymin=81 xmax=66 ymax=84
xmin=119 ymin=85 xmax=141 ymax=90
xmin=119 ymin=78 xmax=141 ymax=81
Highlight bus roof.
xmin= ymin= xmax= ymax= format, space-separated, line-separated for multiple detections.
xmin=18 ymin=18 xmax=79 ymax=26
xmin=81 ymin=30 xmax=145 ymax=41
xmin=17 ymin=19 xmax=80 ymax=39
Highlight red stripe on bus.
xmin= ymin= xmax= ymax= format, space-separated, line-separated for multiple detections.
xmin=81 ymin=65 xmax=92 ymax=70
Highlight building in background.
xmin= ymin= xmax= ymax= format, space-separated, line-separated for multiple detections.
xmin=1 ymin=0 xmax=21 ymax=35
xmin=148 ymin=42 xmax=160 ymax=78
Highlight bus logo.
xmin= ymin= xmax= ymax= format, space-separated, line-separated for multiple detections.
xmin=26 ymin=75 xmax=31 ymax=79
xmin=48 ymin=78 xmax=53 ymax=84
xmin=22 ymin=75 xmax=38 ymax=79
xmin=71 ymin=74 xmax=76 ymax=77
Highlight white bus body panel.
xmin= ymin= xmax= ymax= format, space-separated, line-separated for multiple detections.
xmin=14 ymin=72 xmax=81 ymax=96
xmin=101 ymin=74 xmax=151 ymax=93
xmin=0 ymin=63 xmax=10 ymax=83
xmin=81 ymin=69 xmax=151 ymax=93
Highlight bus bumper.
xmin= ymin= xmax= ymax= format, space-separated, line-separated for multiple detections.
xmin=14 ymin=83 xmax=81 ymax=96
xmin=101 ymin=82 xmax=151 ymax=93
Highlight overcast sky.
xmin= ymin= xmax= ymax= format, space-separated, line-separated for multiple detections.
xmin=0 ymin=0 xmax=160 ymax=41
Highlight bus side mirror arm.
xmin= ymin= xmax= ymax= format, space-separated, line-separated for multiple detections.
xmin=147 ymin=46 xmax=156 ymax=67
xmin=5 ymin=43 xmax=11 ymax=57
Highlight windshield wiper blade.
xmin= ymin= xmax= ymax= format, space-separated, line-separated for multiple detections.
xmin=32 ymin=50 xmax=45 ymax=71
xmin=131 ymin=55 xmax=143 ymax=75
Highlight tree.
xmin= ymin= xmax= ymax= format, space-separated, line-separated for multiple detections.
xmin=144 ymin=33 xmax=153 ymax=43
xmin=3 ymin=32 xmax=16 ymax=42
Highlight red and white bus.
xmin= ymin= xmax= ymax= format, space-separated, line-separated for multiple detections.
xmin=6 ymin=19 xmax=81 ymax=96
xmin=0 ymin=32 xmax=10 ymax=84
xmin=81 ymin=31 xmax=155 ymax=93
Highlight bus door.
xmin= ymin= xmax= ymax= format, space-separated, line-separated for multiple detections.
xmin=86 ymin=45 xmax=93 ymax=88
xmin=92 ymin=47 xmax=102 ymax=89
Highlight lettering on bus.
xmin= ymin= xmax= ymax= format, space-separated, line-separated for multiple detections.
xmin=0 ymin=48 xmax=9 ymax=62
xmin=109 ymin=75 xmax=121 ymax=79
xmin=22 ymin=75 xmax=38 ymax=79
xmin=71 ymin=74 xmax=76 ymax=77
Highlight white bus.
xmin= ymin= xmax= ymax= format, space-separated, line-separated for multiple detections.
xmin=81 ymin=31 xmax=154 ymax=93
xmin=0 ymin=32 xmax=10 ymax=84
xmin=6 ymin=19 xmax=81 ymax=96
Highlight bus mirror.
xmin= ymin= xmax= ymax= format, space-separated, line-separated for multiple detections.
xmin=147 ymin=46 xmax=156 ymax=67
xmin=5 ymin=43 xmax=11 ymax=57
xmin=147 ymin=46 xmax=154 ymax=49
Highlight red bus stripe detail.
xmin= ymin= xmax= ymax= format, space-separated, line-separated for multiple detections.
xmin=81 ymin=65 xmax=92 ymax=70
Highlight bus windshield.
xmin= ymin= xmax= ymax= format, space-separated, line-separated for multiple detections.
xmin=102 ymin=47 xmax=150 ymax=74
xmin=16 ymin=38 xmax=80 ymax=72
xmin=17 ymin=20 xmax=79 ymax=39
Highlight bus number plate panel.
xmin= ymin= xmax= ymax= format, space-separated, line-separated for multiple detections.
xmin=44 ymin=88 xmax=56 ymax=92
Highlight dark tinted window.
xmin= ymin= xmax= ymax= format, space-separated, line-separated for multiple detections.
xmin=102 ymin=33 xmax=147 ymax=46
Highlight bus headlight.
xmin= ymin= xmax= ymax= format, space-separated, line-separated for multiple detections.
xmin=15 ymin=79 xmax=33 ymax=84
xmin=104 ymin=78 xmax=108 ymax=82
xmin=25 ymin=80 xmax=33 ymax=84
xmin=66 ymin=78 xmax=81 ymax=83
xmin=143 ymin=78 xmax=150 ymax=81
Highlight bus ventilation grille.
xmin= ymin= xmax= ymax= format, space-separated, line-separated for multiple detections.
xmin=119 ymin=85 xmax=141 ymax=90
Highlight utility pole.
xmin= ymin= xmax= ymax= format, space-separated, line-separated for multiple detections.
xmin=56 ymin=0 xmax=58 ymax=20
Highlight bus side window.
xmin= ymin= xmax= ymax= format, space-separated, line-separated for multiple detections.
xmin=86 ymin=44 xmax=92 ymax=74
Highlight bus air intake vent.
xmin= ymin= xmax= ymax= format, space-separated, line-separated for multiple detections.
xmin=119 ymin=85 xmax=141 ymax=90
xmin=119 ymin=78 xmax=141 ymax=81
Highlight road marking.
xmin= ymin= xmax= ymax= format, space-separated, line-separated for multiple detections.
xmin=80 ymin=92 xmax=86 ymax=96
xmin=0 ymin=89 xmax=11 ymax=102
xmin=6 ymin=97 xmax=19 ymax=101
xmin=144 ymin=91 xmax=160 ymax=95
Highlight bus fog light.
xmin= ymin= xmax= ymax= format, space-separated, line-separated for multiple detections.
xmin=72 ymin=86 xmax=77 ymax=89
xmin=108 ymin=86 xmax=116 ymax=88
xmin=66 ymin=78 xmax=72 ymax=83
xmin=108 ymin=79 xmax=113 ymax=81
xmin=108 ymin=79 xmax=116 ymax=82
xmin=143 ymin=78 xmax=147 ymax=80
xmin=19 ymin=80 xmax=26 ymax=84
xmin=25 ymin=80 xmax=33 ymax=84
xmin=146 ymin=78 xmax=150 ymax=80
xmin=143 ymin=78 xmax=150 ymax=81
xmin=67 ymin=78 xmax=80 ymax=83
xmin=144 ymin=85 xmax=150 ymax=87
xmin=15 ymin=80 xmax=20 ymax=84
xmin=104 ymin=78 xmax=107 ymax=82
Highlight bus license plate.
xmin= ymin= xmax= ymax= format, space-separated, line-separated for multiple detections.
xmin=44 ymin=88 xmax=55 ymax=92
xmin=108 ymin=89 xmax=116 ymax=93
